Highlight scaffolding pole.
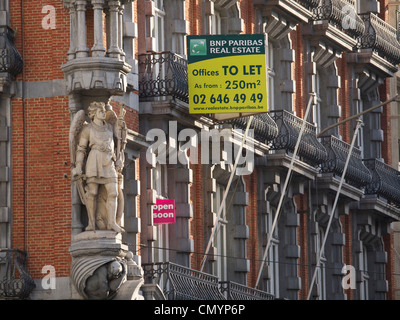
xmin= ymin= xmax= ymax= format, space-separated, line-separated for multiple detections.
xmin=255 ymin=94 xmax=315 ymax=288
xmin=200 ymin=115 xmax=254 ymax=272
xmin=306 ymin=119 xmax=363 ymax=300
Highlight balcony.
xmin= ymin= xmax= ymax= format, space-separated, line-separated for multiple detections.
xmin=319 ymin=135 xmax=372 ymax=188
xmin=311 ymin=0 xmax=365 ymax=39
xmin=142 ymin=262 xmax=274 ymax=300
xmin=363 ymin=159 xmax=400 ymax=208
xmin=268 ymin=110 xmax=328 ymax=166
xmin=220 ymin=281 xmax=274 ymax=300
xmin=138 ymin=51 xmax=188 ymax=104
xmin=224 ymin=114 xmax=279 ymax=144
xmin=61 ymin=0 xmax=132 ymax=97
xmin=253 ymin=0 xmax=317 ymax=40
xmin=0 ymin=26 xmax=23 ymax=78
xmin=0 ymin=26 xmax=23 ymax=92
xmin=0 ymin=249 xmax=35 ymax=299
xmin=358 ymin=13 xmax=400 ymax=65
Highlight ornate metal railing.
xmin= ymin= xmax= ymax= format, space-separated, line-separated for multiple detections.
xmin=0 ymin=26 xmax=23 ymax=78
xmin=220 ymin=281 xmax=275 ymax=300
xmin=223 ymin=113 xmax=279 ymax=143
xmin=268 ymin=110 xmax=328 ymax=166
xmin=319 ymin=135 xmax=372 ymax=188
xmin=295 ymin=0 xmax=320 ymax=10
xmin=363 ymin=159 xmax=400 ymax=207
xmin=312 ymin=0 xmax=365 ymax=38
xmin=138 ymin=51 xmax=188 ymax=103
xmin=143 ymin=262 xmax=226 ymax=300
xmin=358 ymin=13 xmax=400 ymax=65
xmin=0 ymin=249 xmax=35 ymax=299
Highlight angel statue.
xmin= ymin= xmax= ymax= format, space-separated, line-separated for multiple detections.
xmin=69 ymin=101 xmax=127 ymax=233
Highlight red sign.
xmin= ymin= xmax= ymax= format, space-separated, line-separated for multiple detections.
xmin=153 ymin=199 xmax=175 ymax=224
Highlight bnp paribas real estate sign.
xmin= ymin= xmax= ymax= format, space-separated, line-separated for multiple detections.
xmin=187 ymin=34 xmax=268 ymax=119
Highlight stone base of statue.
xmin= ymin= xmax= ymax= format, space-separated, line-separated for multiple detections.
xmin=69 ymin=230 xmax=143 ymax=300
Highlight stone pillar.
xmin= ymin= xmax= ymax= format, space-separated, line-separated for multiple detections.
xmin=0 ymin=95 xmax=11 ymax=248
xmin=67 ymin=2 xmax=77 ymax=60
xmin=118 ymin=4 xmax=126 ymax=61
xmin=169 ymin=164 xmax=194 ymax=267
xmin=107 ymin=0 xmax=122 ymax=59
xmin=75 ymin=0 xmax=89 ymax=58
xmin=91 ymin=0 xmax=106 ymax=57
xmin=123 ymin=158 xmax=141 ymax=264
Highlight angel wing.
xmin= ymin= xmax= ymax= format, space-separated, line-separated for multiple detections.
xmin=69 ymin=109 xmax=87 ymax=166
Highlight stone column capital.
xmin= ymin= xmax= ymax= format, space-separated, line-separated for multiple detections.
xmin=108 ymin=0 xmax=121 ymax=9
xmin=91 ymin=0 xmax=105 ymax=6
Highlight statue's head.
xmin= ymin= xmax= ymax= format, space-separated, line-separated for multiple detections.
xmin=88 ymin=102 xmax=106 ymax=121
xmin=107 ymin=261 xmax=123 ymax=279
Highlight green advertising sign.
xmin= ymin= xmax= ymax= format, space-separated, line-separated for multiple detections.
xmin=187 ymin=34 xmax=268 ymax=114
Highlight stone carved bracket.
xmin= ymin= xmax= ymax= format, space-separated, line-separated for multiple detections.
xmin=62 ymin=57 xmax=132 ymax=96
xmin=69 ymin=230 xmax=144 ymax=300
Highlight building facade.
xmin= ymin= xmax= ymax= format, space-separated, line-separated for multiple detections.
xmin=1 ymin=0 xmax=400 ymax=300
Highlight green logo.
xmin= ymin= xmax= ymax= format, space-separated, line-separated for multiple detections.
xmin=190 ymin=39 xmax=207 ymax=56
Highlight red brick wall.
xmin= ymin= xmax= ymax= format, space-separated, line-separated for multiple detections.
xmin=190 ymin=161 xmax=204 ymax=270
xmin=244 ymin=170 xmax=259 ymax=287
xmin=11 ymin=96 xmax=71 ymax=279
xmin=188 ymin=0 xmax=202 ymax=35
xmin=10 ymin=1 xmax=72 ymax=279
xmin=293 ymin=27 xmax=305 ymax=117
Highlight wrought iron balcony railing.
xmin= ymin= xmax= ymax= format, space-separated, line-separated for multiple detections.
xmin=143 ymin=262 xmax=275 ymax=300
xmin=220 ymin=281 xmax=275 ymax=300
xmin=358 ymin=13 xmax=400 ymax=65
xmin=143 ymin=262 xmax=226 ymax=300
xmin=363 ymin=159 xmax=400 ymax=207
xmin=319 ymin=135 xmax=372 ymax=188
xmin=0 ymin=249 xmax=35 ymax=299
xmin=138 ymin=51 xmax=189 ymax=103
xmin=223 ymin=113 xmax=279 ymax=143
xmin=295 ymin=0 xmax=320 ymax=10
xmin=268 ymin=110 xmax=328 ymax=166
xmin=0 ymin=26 xmax=23 ymax=78
xmin=312 ymin=0 xmax=365 ymax=38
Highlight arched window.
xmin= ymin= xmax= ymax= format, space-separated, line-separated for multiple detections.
xmin=265 ymin=202 xmax=280 ymax=296
xmin=212 ymin=184 xmax=228 ymax=281
xmin=359 ymin=243 xmax=369 ymax=300
xmin=154 ymin=0 xmax=165 ymax=52
xmin=211 ymin=9 xmax=222 ymax=35
xmin=315 ymin=226 xmax=327 ymax=300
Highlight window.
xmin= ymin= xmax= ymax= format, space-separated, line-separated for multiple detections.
xmin=360 ymin=244 xmax=369 ymax=300
xmin=315 ymin=226 xmax=327 ymax=300
xmin=312 ymin=70 xmax=322 ymax=132
xmin=211 ymin=10 xmax=222 ymax=35
xmin=356 ymin=99 xmax=364 ymax=158
xmin=267 ymin=41 xmax=275 ymax=111
xmin=154 ymin=0 xmax=165 ymax=52
xmin=266 ymin=202 xmax=279 ymax=296
xmin=212 ymin=184 xmax=227 ymax=281
xmin=153 ymin=163 xmax=169 ymax=263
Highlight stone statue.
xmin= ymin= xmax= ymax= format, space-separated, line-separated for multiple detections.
xmin=85 ymin=259 xmax=127 ymax=300
xmin=69 ymin=101 xmax=127 ymax=233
